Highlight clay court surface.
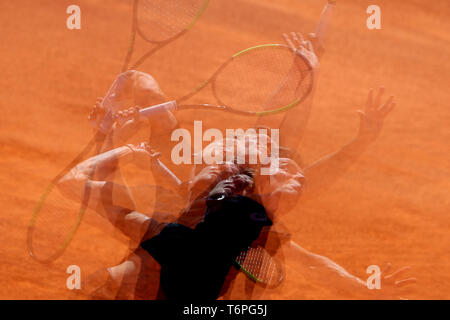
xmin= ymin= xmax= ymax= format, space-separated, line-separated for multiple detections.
xmin=1 ymin=0 xmax=449 ymax=299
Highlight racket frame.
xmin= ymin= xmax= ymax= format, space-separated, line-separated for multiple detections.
xmin=27 ymin=131 xmax=107 ymax=263
xmin=134 ymin=43 xmax=314 ymax=118
xmin=122 ymin=0 xmax=210 ymax=72
xmin=234 ymin=245 xmax=284 ymax=288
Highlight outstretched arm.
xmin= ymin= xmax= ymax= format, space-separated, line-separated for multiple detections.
xmin=56 ymin=144 xmax=138 ymax=214
xmin=254 ymin=32 xmax=319 ymax=146
xmin=88 ymin=98 xmax=141 ymax=207
xmin=301 ymin=87 xmax=395 ymax=200
xmin=88 ymin=99 xmax=183 ymax=195
xmin=57 ymin=142 xmax=167 ymax=243
xmin=285 ymin=240 xmax=416 ymax=299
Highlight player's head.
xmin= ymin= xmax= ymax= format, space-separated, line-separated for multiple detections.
xmin=104 ymin=70 xmax=167 ymax=113
xmin=208 ymin=167 xmax=256 ymax=199
xmin=187 ymin=132 xmax=278 ymax=198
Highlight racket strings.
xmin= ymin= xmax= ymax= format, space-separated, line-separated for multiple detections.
xmin=262 ymin=57 xmax=313 ymax=110
xmin=137 ymin=0 xmax=207 ymax=42
xmin=213 ymin=46 xmax=313 ymax=112
xmin=30 ymin=186 xmax=84 ymax=261
xmin=236 ymin=246 xmax=283 ymax=286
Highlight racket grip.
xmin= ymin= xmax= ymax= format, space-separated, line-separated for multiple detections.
xmin=153 ymin=158 xmax=182 ymax=187
xmin=139 ymin=100 xmax=178 ymax=118
xmin=97 ymin=101 xmax=178 ymax=134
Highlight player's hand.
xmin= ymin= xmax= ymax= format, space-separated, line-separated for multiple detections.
xmin=208 ymin=173 xmax=254 ymax=200
xmin=375 ymin=263 xmax=417 ymax=300
xmin=283 ymin=32 xmax=319 ymax=69
xmin=126 ymin=142 xmax=160 ymax=169
xmin=88 ymin=97 xmax=107 ymax=130
xmin=208 ymin=179 xmax=236 ymax=200
xmin=111 ymin=106 xmax=147 ymax=145
xmin=189 ymin=165 xmax=221 ymax=197
xmin=356 ymin=87 xmax=396 ymax=144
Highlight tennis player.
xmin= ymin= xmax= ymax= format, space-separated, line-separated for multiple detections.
xmin=59 ymin=33 xmax=414 ymax=299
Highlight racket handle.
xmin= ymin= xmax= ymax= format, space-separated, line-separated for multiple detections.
xmin=315 ymin=0 xmax=336 ymax=47
xmin=98 ymin=101 xmax=178 ymax=134
xmin=153 ymin=158 xmax=182 ymax=187
xmin=139 ymin=100 xmax=178 ymax=118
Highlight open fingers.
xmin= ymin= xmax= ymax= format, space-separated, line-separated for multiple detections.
xmin=296 ymin=32 xmax=314 ymax=53
xmin=283 ymin=32 xmax=314 ymax=56
xmin=291 ymin=31 xmax=304 ymax=49
xmin=384 ymin=102 xmax=395 ymax=117
xmin=378 ymin=95 xmax=394 ymax=113
xmin=377 ymin=95 xmax=395 ymax=119
xmin=365 ymin=88 xmax=374 ymax=112
xmin=283 ymin=33 xmax=296 ymax=52
xmin=303 ymin=39 xmax=314 ymax=52
xmin=374 ymin=87 xmax=385 ymax=108
xmin=380 ymin=101 xmax=395 ymax=118
xmin=297 ymin=32 xmax=307 ymax=46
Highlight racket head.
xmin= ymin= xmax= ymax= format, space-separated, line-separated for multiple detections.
xmin=136 ymin=0 xmax=209 ymax=43
xmin=235 ymin=245 xmax=284 ymax=288
xmin=27 ymin=183 xmax=86 ymax=263
xmin=210 ymin=44 xmax=314 ymax=116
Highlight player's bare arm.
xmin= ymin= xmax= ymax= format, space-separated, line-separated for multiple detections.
xmin=285 ymin=241 xmax=416 ymax=299
xmin=300 ymin=87 xmax=396 ymax=200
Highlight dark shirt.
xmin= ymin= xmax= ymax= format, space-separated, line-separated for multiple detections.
xmin=140 ymin=195 xmax=272 ymax=300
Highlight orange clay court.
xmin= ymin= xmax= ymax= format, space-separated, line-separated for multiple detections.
xmin=0 ymin=0 xmax=449 ymax=299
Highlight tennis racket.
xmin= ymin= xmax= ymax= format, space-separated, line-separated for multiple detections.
xmin=108 ymin=0 xmax=336 ymax=122
xmin=27 ymin=69 xmax=134 ymax=263
xmin=234 ymin=0 xmax=337 ymax=286
xmin=97 ymin=43 xmax=314 ymax=134
xmin=27 ymin=0 xmax=209 ymax=263
xmin=27 ymin=132 xmax=106 ymax=263
xmin=27 ymin=76 xmax=172 ymax=264
xmin=235 ymin=245 xmax=284 ymax=288
xmin=121 ymin=0 xmax=209 ymax=72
